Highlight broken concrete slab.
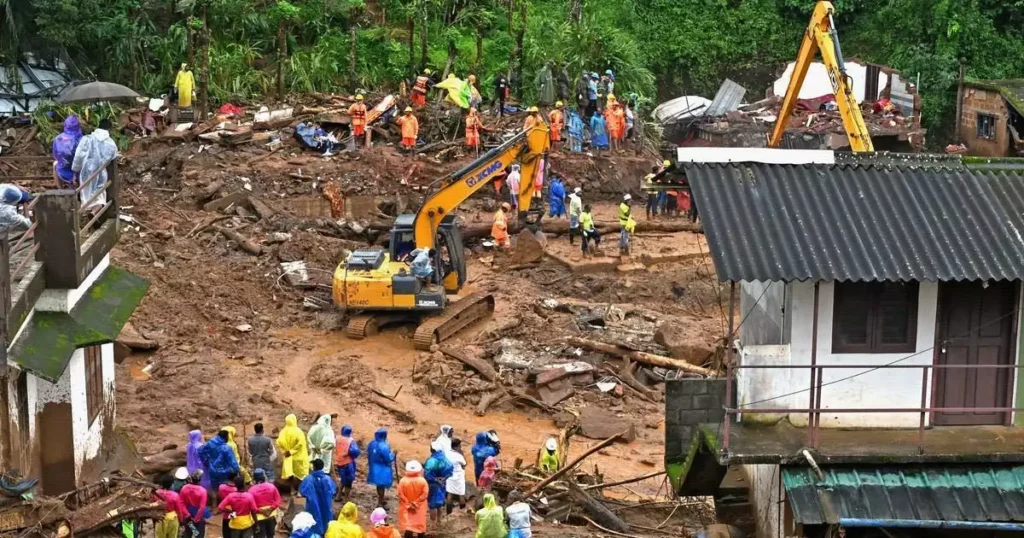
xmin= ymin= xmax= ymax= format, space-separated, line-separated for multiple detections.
xmin=537 ymin=378 xmax=574 ymax=406
xmin=578 ymin=406 xmax=637 ymax=442
xmin=535 ymin=361 xmax=595 ymax=386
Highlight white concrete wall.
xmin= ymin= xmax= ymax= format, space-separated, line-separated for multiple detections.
xmin=738 ymin=280 xmax=939 ymax=428
xmin=744 ymin=464 xmax=784 ymax=538
xmin=67 ymin=343 xmax=115 ymax=474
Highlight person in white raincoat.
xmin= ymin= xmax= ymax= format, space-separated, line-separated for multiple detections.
xmin=434 ymin=425 xmax=453 ymax=455
xmin=72 ymin=118 xmax=118 ymax=212
xmin=307 ymin=415 xmax=336 ymax=474
xmin=444 ymin=438 xmax=468 ymax=514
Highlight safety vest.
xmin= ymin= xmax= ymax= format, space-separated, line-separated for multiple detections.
xmin=348 ymin=103 xmax=366 ymax=126
xmin=549 ymin=109 xmax=564 ymax=130
xmin=414 ymin=75 xmax=429 ymax=93
xmin=581 ymin=212 xmax=595 ymax=232
xmin=645 ymin=173 xmax=655 ymax=187
xmin=618 ymin=202 xmax=631 ymax=226
xmin=466 ymin=114 xmax=481 ymax=133
xmin=335 ymin=436 xmax=354 ymax=467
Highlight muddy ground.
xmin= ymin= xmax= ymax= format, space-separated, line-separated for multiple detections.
xmin=23 ymin=112 xmax=724 ymax=535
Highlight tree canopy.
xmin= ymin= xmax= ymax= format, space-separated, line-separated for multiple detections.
xmin=4 ymin=0 xmax=1022 ymax=145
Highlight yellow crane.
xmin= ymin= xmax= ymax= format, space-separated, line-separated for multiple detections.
xmin=769 ymin=0 xmax=874 ymax=152
xmin=333 ymin=124 xmax=550 ymax=349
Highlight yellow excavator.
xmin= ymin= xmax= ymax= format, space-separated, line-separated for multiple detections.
xmin=332 ymin=124 xmax=550 ymax=350
xmin=769 ymin=0 xmax=874 ymax=152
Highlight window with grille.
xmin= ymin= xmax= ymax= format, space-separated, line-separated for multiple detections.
xmin=84 ymin=346 xmax=104 ymax=424
xmin=833 ymin=282 xmax=919 ymax=353
xmin=977 ymin=113 xmax=997 ymax=139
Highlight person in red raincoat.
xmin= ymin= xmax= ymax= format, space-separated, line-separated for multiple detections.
xmin=397 ymin=460 xmax=429 ymax=538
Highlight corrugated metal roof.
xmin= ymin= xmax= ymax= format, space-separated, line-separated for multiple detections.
xmin=686 ymin=161 xmax=1024 ymax=282
xmin=705 ymin=79 xmax=746 ymax=117
xmin=783 ymin=464 xmax=1024 ymax=525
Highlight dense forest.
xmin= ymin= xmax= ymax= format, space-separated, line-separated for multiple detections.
xmin=2 ymin=0 xmax=1023 ymax=144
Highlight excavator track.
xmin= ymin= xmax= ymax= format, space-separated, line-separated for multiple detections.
xmin=413 ymin=291 xmax=496 ymax=350
xmin=345 ymin=315 xmax=379 ymax=339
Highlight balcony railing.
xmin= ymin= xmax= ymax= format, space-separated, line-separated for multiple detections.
xmin=723 ymin=361 xmax=1024 ymax=455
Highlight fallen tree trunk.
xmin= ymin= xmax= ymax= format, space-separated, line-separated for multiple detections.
xmin=567 ymin=337 xmax=716 ymax=377
xmin=215 ymin=226 xmax=263 ymax=255
xmin=524 ymin=432 xmax=623 ymax=498
xmin=440 ymin=346 xmax=498 ymax=382
xmin=460 ymin=219 xmax=699 ymax=240
xmin=138 ymin=447 xmax=186 ymax=475
xmin=369 ymin=395 xmax=416 ymax=423
xmin=476 ymin=392 xmax=500 ymax=416
xmin=566 ymin=481 xmax=631 ymax=534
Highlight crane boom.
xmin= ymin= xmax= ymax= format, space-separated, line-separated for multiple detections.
xmin=413 ymin=123 xmax=549 ymax=248
xmin=769 ymin=1 xmax=874 ymax=152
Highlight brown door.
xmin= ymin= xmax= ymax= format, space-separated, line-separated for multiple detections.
xmin=38 ymin=402 xmax=76 ymax=495
xmin=934 ymin=281 xmax=1017 ymax=426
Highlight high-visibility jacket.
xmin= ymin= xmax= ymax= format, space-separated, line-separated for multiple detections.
xmin=348 ymin=103 xmax=367 ymax=127
xmin=523 ymin=114 xmax=540 ymax=131
xmin=581 ymin=211 xmax=595 ymax=232
xmin=645 ymin=173 xmax=656 ymax=187
xmin=466 ymin=114 xmax=481 ymax=134
xmin=548 ymin=109 xmax=564 ymax=132
xmin=398 ymin=115 xmax=419 ymax=139
xmin=618 ymin=202 xmax=631 ymax=226
xmin=413 ymin=76 xmax=429 ymax=94
xmin=335 ymin=436 xmax=354 ymax=467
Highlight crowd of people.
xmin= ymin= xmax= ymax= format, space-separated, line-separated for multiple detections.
xmin=154 ymin=417 xmax=560 ymax=538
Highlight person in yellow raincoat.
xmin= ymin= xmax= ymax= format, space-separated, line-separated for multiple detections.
xmin=222 ymin=426 xmax=253 ymax=484
xmin=174 ymin=63 xmax=195 ymax=108
xmin=326 ymin=502 xmax=364 ymax=538
xmin=277 ymin=414 xmax=310 ymax=490
xmin=491 ymin=202 xmax=511 ymax=249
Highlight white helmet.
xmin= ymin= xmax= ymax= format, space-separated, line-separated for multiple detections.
xmin=545 ymin=438 xmax=558 ymax=451
xmin=574 ymin=187 xmax=582 ymax=194
xmin=623 ymin=194 xmax=632 ymax=201
xmin=406 ymin=460 xmax=423 ymax=473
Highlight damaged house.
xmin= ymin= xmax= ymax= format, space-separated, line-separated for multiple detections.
xmin=666 ymin=148 xmax=1024 ymax=538
xmin=661 ymin=61 xmax=925 ymax=152
xmin=1 ymin=162 xmax=148 ymax=495
xmin=959 ymin=79 xmax=1024 ymax=158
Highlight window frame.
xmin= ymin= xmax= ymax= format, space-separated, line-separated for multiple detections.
xmin=832 ymin=281 xmax=919 ymax=354
xmin=977 ymin=113 xmax=997 ymax=139
xmin=84 ymin=346 xmax=104 ymax=425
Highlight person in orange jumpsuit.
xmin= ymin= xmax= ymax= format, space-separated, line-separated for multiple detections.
xmin=411 ymin=69 xmax=433 ymax=107
xmin=347 ymin=94 xmax=368 ymax=149
xmin=396 ymin=107 xmax=419 ymax=152
xmin=397 ymin=460 xmax=428 ymax=538
xmin=491 ymin=202 xmax=511 ymax=249
xmin=548 ymin=101 xmax=564 ymax=151
xmin=523 ymin=106 xmax=542 ymax=131
xmin=465 ymin=108 xmax=483 ymax=155
xmin=604 ymin=95 xmax=626 ymax=152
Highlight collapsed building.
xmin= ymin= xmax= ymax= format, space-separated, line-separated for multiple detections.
xmin=657 ymin=61 xmax=925 ymax=152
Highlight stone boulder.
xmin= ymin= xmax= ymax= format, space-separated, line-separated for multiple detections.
xmin=510 ymin=229 xmax=547 ymax=264
xmin=654 ymin=322 xmax=715 ymax=366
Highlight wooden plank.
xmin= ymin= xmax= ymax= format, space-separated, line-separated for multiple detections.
xmin=440 ymin=346 xmax=498 ymax=382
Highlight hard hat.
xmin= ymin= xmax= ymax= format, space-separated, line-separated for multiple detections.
xmin=424 ymin=68 xmax=433 ymax=75
xmin=356 ymin=94 xmax=364 ymax=100
xmin=545 ymin=438 xmax=558 ymax=451
xmin=663 ymin=159 xmax=671 ymax=167
xmin=605 ymin=69 xmax=613 ymax=76
xmin=469 ymin=74 xmax=476 ymax=82
xmin=174 ymin=467 xmax=189 ymax=481
xmin=574 ymin=187 xmax=582 ymax=194
xmin=501 ymin=202 xmax=511 ymax=211
xmin=404 ymin=106 xmax=413 ymax=113
xmin=623 ymin=193 xmax=632 ymax=201
xmin=556 ymin=101 xmax=564 ymax=107
xmin=406 ymin=460 xmax=423 ymax=473
xmin=607 ymin=94 xmax=616 ymax=101
xmin=528 ymin=106 xmax=539 ymax=113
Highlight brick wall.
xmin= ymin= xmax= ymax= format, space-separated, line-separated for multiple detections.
xmin=665 ymin=377 xmax=730 ymax=461
xmin=962 ymin=86 xmax=1012 ymax=157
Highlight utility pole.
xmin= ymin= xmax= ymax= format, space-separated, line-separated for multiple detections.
xmin=954 ymin=58 xmax=966 ymax=143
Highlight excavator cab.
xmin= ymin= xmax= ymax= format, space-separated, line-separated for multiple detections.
xmin=388 ymin=214 xmax=467 ymax=293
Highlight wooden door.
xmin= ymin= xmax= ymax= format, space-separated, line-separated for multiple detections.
xmin=934 ymin=281 xmax=1017 ymax=426
xmin=38 ymin=402 xmax=76 ymax=495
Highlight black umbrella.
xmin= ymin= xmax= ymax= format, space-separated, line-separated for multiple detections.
xmin=57 ymin=81 xmax=140 ymax=104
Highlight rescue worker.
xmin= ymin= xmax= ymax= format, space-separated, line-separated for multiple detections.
xmin=367 ymin=428 xmax=398 ymax=508
xmin=491 ymin=202 xmax=511 ymax=250
xmin=605 ymin=70 xmax=616 ymax=97
xmin=474 ymin=494 xmax=507 ymax=538
xmin=347 ymin=94 xmax=369 ymax=149
xmin=575 ymin=70 xmax=590 ymax=114
xmin=277 ymin=414 xmax=310 ymax=491
xmin=468 ymin=75 xmax=482 ymax=109
xmin=597 ymin=71 xmax=611 ymax=110
xmin=249 ymin=469 xmax=282 ymax=538
xmin=180 ymin=470 xmax=211 ymax=538
xmin=568 ymin=187 xmax=583 ymax=245
xmin=619 ymin=194 xmax=633 ymax=256
xmin=548 ymin=101 xmax=564 ymax=151
xmin=397 ymin=461 xmax=429 ymax=538
xmin=580 ymin=204 xmax=601 ymax=257
xmin=298 ymin=459 xmax=337 ymax=536
xmin=548 ymin=175 xmax=566 ymax=218
xmin=645 ymin=165 xmax=660 ymax=219
xmin=445 ymin=438 xmax=468 ymax=515
xmin=334 ymin=425 xmax=361 ymax=502
xmin=368 ymin=508 xmax=400 ymax=538
xmin=325 ymin=502 xmax=364 ymax=538
xmin=586 ymin=73 xmax=599 ymax=118
xmin=493 ymin=74 xmax=509 ymax=117
xmin=505 ymin=491 xmax=532 ymax=538
xmin=216 ymin=476 xmax=259 ymax=538
xmin=465 ymin=108 xmax=483 ymax=155
xmin=396 ymin=108 xmax=419 ymax=151
xmin=174 ymin=63 xmax=195 ymax=109
xmin=424 ymin=442 xmax=454 ymax=524
xmin=308 ymin=415 xmax=336 ymax=477
xmin=471 ymin=432 xmax=497 ymax=483
xmin=523 ymin=106 xmax=542 ymax=131
xmin=411 ymin=69 xmax=433 ymax=107
xmin=567 ymin=108 xmax=584 ymax=153
xmin=605 ymin=95 xmax=626 ymax=152
xmin=540 ymin=438 xmax=559 ymax=473
xmin=154 ymin=475 xmax=187 ymax=538
xmin=408 ymin=248 xmax=435 ymax=282
xmin=198 ymin=429 xmax=240 ymax=492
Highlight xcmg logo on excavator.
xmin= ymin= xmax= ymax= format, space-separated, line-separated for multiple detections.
xmin=465 ymin=160 xmax=503 ymax=188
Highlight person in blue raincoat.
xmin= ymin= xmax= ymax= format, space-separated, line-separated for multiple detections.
xmin=198 ymin=429 xmax=240 ymax=491
xmin=548 ymin=176 xmax=566 ymax=218
xmin=424 ymin=441 xmax=454 ymax=524
xmin=298 ymin=459 xmax=336 ymax=536
xmin=567 ymin=109 xmax=584 ymax=153
xmin=589 ymin=112 xmax=609 ymax=151
xmin=367 ymin=428 xmax=397 ymax=508
xmin=471 ymin=432 xmax=497 ymax=483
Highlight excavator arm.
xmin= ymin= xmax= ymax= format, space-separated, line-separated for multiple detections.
xmin=768 ymin=1 xmax=874 ymax=152
xmin=413 ymin=123 xmax=550 ymax=248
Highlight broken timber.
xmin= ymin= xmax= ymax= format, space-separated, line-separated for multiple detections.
xmin=567 ymin=336 xmax=715 ymax=376
xmin=524 ymin=432 xmax=624 ymax=498
xmin=440 ymin=346 xmax=498 ymax=382
xmin=566 ymin=481 xmax=631 ymax=534
xmin=215 ymin=226 xmax=262 ymax=255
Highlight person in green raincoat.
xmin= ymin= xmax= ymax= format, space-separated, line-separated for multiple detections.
xmin=308 ymin=415 xmax=336 ymax=474
xmin=535 ymin=61 xmax=555 ymax=106
xmin=474 ymin=493 xmax=507 ymax=538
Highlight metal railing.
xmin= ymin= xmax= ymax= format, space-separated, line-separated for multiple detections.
xmin=723 ymin=361 xmax=1024 ymax=455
